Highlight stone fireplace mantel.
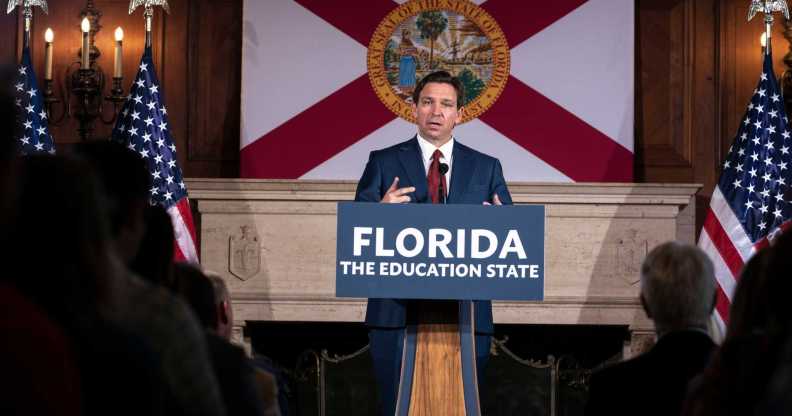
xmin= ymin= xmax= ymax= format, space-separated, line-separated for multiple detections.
xmin=186 ymin=179 xmax=700 ymax=357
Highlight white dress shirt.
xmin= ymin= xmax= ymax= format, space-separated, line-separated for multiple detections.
xmin=416 ymin=133 xmax=454 ymax=193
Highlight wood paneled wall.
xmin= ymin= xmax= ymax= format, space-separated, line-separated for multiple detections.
xmin=0 ymin=0 xmax=241 ymax=177
xmin=1 ymin=0 xmax=788 ymax=224
xmin=637 ymin=0 xmax=792 ymax=227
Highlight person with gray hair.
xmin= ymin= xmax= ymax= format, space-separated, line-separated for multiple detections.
xmin=640 ymin=241 xmax=717 ymax=334
xmin=585 ymin=241 xmax=717 ymax=416
xmin=203 ymin=270 xmax=282 ymax=416
xmin=205 ymin=273 xmax=234 ymax=341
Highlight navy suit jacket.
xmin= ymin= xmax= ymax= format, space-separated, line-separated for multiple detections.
xmin=354 ymin=137 xmax=512 ymax=334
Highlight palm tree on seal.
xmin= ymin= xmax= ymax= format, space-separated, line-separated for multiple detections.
xmin=416 ymin=11 xmax=448 ymax=70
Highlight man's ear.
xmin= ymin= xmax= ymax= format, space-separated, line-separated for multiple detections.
xmin=455 ymin=106 xmax=464 ymax=125
xmin=640 ymin=294 xmax=652 ymax=319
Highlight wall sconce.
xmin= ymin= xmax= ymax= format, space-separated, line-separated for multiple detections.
xmin=43 ymin=0 xmax=126 ymax=141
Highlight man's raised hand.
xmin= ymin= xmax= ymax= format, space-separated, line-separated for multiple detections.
xmin=482 ymin=193 xmax=503 ymax=206
xmin=381 ymin=177 xmax=415 ymax=203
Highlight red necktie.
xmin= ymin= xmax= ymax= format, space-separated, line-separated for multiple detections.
xmin=427 ymin=149 xmax=447 ymax=204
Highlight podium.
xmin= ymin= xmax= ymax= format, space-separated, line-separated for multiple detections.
xmin=408 ymin=300 xmax=466 ymax=415
xmin=336 ymin=202 xmax=545 ymax=415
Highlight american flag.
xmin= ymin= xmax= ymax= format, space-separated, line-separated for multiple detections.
xmin=14 ymin=46 xmax=55 ymax=155
xmin=112 ymin=47 xmax=198 ymax=263
xmin=698 ymin=49 xmax=792 ymax=332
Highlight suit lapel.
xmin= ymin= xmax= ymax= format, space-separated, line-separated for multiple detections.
xmin=448 ymin=141 xmax=474 ymax=203
xmin=397 ymin=137 xmax=429 ymax=203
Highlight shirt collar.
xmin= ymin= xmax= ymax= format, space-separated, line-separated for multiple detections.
xmin=416 ymin=133 xmax=454 ymax=164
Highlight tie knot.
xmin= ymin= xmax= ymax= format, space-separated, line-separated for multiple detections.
xmin=432 ymin=149 xmax=444 ymax=161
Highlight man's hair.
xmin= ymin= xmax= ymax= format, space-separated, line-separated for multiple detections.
xmin=205 ymin=272 xmax=229 ymax=306
xmin=71 ymin=141 xmax=151 ymax=236
xmin=412 ymin=71 xmax=465 ymax=108
xmin=130 ymin=205 xmax=175 ymax=289
xmin=640 ymin=241 xmax=716 ymax=330
xmin=174 ymin=263 xmax=217 ymax=330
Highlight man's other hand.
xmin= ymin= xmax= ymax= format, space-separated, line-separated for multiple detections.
xmin=482 ymin=193 xmax=503 ymax=206
xmin=381 ymin=177 xmax=415 ymax=203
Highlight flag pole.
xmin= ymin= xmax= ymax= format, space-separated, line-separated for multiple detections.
xmin=128 ymin=0 xmax=170 ymax=49
xmin=144 ymin=6 xmax=152 ymax=48
xmin=22 ymin=3 xmax=30 ymax=48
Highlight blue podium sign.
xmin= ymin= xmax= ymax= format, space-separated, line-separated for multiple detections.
xmin=335 ymin=202 xmax=545 ymax=301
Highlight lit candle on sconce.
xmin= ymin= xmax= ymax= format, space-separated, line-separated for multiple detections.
xmin=114 ymin=27 xmax=123 ymax=78
xmin=44 ymin=28 xmax=53 ymax=80
xmin=81 ymin=17 xmax=90 ymax=70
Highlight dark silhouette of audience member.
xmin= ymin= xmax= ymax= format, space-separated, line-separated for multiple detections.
xmin=738 ymin=231 xmax=792 ymax=415
xmin=586 ymin=241 xmax=717 ymax=416
xmin=0 ymin=77 xmax=82 ymax=416
xmin=207 ymin=272 xmax=282 ymax=416
xmin=0 ymin=65 xmax=19 ymax=244
xmin=72 ymin=141 xmax=226 ymax=416
xmin=174 ymin=263 xmax=269 ymax=416
xmin=5 ymin=155 xmax=164 ymax=415
xmin=0 ymin=282 xmax=82 ymax=416
xmin=681 ymin=249 xmax=773 ymax=416
xmin=131 ymin=205 xmax=177 ymax=290
xmin=71 ymin=141 xmax=150 ymax=264
xmin=725 ymin=249 xmax=772 ymax=338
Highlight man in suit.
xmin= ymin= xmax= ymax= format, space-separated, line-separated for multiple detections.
xmin=585 ymin=241 xmax=718 ymax=416
xmin=355 ymin=71 xmax=512 ymax=415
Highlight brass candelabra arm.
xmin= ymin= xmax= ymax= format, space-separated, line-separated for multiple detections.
xmin=42 ymin=77 xmax=67 ymax=125
xmin=99 ymin=76 xmax=126 ymax=124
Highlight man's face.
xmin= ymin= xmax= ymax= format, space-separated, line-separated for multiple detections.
xmin=413 ymin=82 xmax=463 ymax=145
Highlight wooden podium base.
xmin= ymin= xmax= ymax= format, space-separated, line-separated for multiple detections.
xmin=408 ymin=301 xmax=466 ymax=415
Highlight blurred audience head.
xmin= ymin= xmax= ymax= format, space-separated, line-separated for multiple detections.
xmin=9 ymin=155 xmax=116 ymax=329
xmin=71 ymin=141 xmax=151 ymax=263
xmin=130 ymin=205 xmax=175 ymax=289
xmin=174 ymin=262 xmax=217 ymax=331
xmin=0 ymin=66 xmax=16 ymax=164
xmin=640 ymin=241 xmax=716 ymax=334
xmin=0 ymin=65 xmax=18 ymax=251
xmin=763 ymin=231 xmax=792 ymax=338
xmin=206 ymin=271 xmax=233 ymax=339
xmin=726 ymin=248 xmax=772 ymax=339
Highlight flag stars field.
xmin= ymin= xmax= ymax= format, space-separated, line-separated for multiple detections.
xmin=14 ymin=49 xmax=54 ymax=155
xmin=111 ymin=47 xmax=197 ymax=262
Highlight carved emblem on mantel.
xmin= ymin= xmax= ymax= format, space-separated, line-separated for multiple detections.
xmin=229 ymin=225 xmax=261 ymax=281
xmin=616 ymin=232 xmax=648 ymax=280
